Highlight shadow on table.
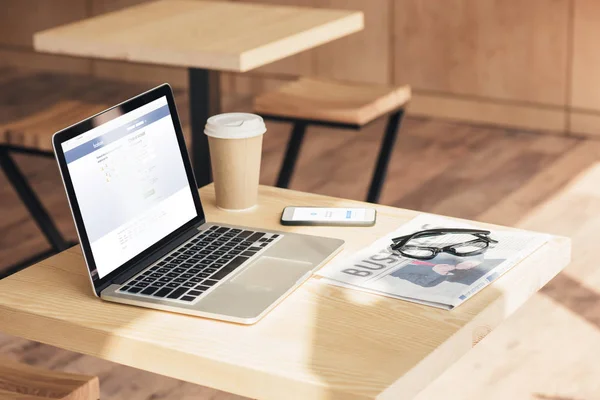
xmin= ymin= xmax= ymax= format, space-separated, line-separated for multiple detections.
xmin=307 ymin=260 xmax=506 ymax=399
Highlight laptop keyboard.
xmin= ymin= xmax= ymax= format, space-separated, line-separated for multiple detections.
xmin=118 ymin=226 xmax=281 ymax=302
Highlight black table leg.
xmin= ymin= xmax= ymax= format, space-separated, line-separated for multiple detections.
xmin=188 ymin=68 xmax=221 ymax=188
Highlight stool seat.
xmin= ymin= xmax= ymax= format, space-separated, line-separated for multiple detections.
xmin=254 ymin=77 xmax=411 ymax=126
xmin=0 ymin=357 xmax=99 ymax=399
xmin=0 ymin=68 xmax=188 ymax=152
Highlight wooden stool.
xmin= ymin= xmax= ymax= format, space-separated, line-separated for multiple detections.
xmin=254 ymin=78 xmax=411 ymax=203
xmin=0 ymin=68 xmax=187 ymax=277
xmin=0 ymin=357 xmax=99 ymax=399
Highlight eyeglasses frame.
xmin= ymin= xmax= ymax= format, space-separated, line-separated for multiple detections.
xmin=391 ymin=228 xmax=498 ymax=260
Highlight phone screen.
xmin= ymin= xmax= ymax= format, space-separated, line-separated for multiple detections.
xmin=291 ymin=207 xmax=367 ymax=222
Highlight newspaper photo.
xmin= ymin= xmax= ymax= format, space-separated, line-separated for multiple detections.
xmin=317 ymin=214 xmax=550 ymax=309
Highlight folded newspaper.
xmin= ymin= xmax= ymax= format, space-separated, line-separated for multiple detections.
xmin=317 ymin=214 xmax=550 ymax=309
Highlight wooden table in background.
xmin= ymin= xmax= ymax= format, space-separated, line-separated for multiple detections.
xmin=0 ymin=186 xmax=570 ymax=399
xmin=32 ymin=0 xmax=364 ymax=187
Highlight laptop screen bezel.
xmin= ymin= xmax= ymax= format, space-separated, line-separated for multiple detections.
xmin=52 ymin=84 xmax=206 ymax=294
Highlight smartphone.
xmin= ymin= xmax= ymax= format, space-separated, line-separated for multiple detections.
xmin=281 ymin=206 xmax=376 ymax=227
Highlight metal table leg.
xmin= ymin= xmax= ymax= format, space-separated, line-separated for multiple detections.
xmin=188 ymin=68 xmax=221 ymax=188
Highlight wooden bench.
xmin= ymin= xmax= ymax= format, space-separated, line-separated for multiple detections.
xmin=0 ymin=68 xmax=187 ymax=277
xmin=254 ymin=77 xmax=411 ymax=203
xmin=0 ymin=357 xmax=99 ymax=400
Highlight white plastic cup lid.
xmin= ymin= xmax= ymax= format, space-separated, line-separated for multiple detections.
xmin=204 ymin=113 xmax=266 ymax=139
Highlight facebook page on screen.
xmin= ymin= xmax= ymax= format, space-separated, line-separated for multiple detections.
xmin=62 ymin=97 xmax=197 ymax=279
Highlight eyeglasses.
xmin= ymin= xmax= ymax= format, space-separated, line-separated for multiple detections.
xmin=390 ymin=228 xmax=498 ymax=260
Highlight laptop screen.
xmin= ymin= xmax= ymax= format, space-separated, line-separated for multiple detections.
xmin=61 ymin=96 xmax=197 ymax=279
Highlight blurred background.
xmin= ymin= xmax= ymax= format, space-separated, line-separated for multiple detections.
xmin=1 ymin=1 xmax=600 ymax=399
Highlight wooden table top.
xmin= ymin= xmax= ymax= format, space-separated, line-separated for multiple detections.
xmin=33 ymin=0 xmax=364 ymax=72
xmin=0 ymin=185 xmax=570 ymax=400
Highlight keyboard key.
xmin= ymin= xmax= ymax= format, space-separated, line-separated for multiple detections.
xmin=205 ymin=268 xmax=217 ymax=273
xmin=121 ymin=285 xmax=132 ymax=292
xmin=196 ymin=285 xmax=211 ymax=291
xmin=206 ymin=255 xmax=219 ymax=260
xmin=184 ymin=251 xmax=195 ymax=256
xmin=214 ymin=241 xmax=226 ymax=246
xmin=180 ymin=273 xmax=192 ymax=279
xmin=237 ymin=230 xmax=253 ymax=238
xmin=209 ymin=233 xmax=221 ymax=238
xmin=176 ymin=255 xmax=188 ymax=261
xmin=172 ymin=259 xmax=183 ymax=264
xmin=136 ymin=282 xmax=149 ymax=288
xmin=213 ymin=260 xmax=227 ymax=266
xmin=167 ymin=282 xmax=179 ymax=288
xmin=159 ymin=277 xmax=171 ymax=282
xmin=150 ymin=273 xmax=162 ymax=278
xmin=158 ymin=268 xmax=170 ymax=273
xmin=164 ymin=257 xmax=173 ymax=261
xmin=249 ymin=247 xmax=262 ymax=252
xmin=221 ymin=254 xmax=235 ymax=260
xmin=211 ymin=256 xmax=249 ymax=280
xmin=174 ymin=278 xmax=186 ymax=283
xmin=272 ymin=234 xmax=280 ymax=238
xmin=128 ymin=287 xmax=142 ymax=294
xmin=167 ymin=287 xmax=189 ymax=299
xmin=223 ymin=232 xmax=236 ymax=237
xmin=199 ymin=273 xmax=210 ymax=278
xmin=158 ymin=261 xmax=167 ymax=266
xmin=174 ymin=267 xmax=186 ymax=273
xmin=203 ymin=280 xmax=218 ymax=286
xmin=248 ymin=232 xmax=265 ymax=242
xmin=155 ymin=281 xmax=166 ymax=287
xmin=142 ymin=277 xmax=154 ymax=283
xmin=154 ymin=288 xmax=173 ymax=297
xmin=141 ymin=286 xmax=159 ymax=295
xmin=206 ymin=245 xmax=218 ymax=251
xmin=229 ymin=250 xmax=241 ymax=256
xmin=166 ymin=273 xmax=179 ymax=278
xmin=190 ymin=277 xmax=203 ymax=283
xmin=230 ymin=237 xmax=243 ymax=243
xmin=213 ymin=250 xmax=226 ymax=256
xmin=241 ymin=251 xmax=257 ymax=257
xmin=216 ymin=227 xmax=229 ymax=233
xmin=231 ymin=228 xmax=242 ymax=233
xmin=189 ymin=290 xmax=203 ymax=296
xmin=182 ymin=282 xmax=195 ymax=288
xmin=181 ymin=296 xmax=196 ymax=302
xmin=242 ymin=241 xmax=254 ymax=247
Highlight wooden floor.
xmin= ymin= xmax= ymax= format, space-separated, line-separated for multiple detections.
xmin=1 ymin=96 xmax=599 ymax=399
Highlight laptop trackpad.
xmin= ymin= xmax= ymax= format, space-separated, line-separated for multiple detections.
xmin=231 ymin=256 xmax=311 ymax=287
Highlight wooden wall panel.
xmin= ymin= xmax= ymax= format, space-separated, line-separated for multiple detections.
xmin=570 ymin=0 xmax=600 ymax=111
xmin=409 ymin=92 xmax=567 ymax=133
xmin=570 ymin=112 xmax=600 ymax=137
xmin=394 ymin=0 xmax=570 ymax=106
xmin=0 ymin=0 xmax=88 ymax=48
xmin=314 ymin=0 xmax=391 ymax=84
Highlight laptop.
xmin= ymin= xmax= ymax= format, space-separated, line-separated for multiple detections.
xmin=52 ymin=84 xmax=344 ymax=324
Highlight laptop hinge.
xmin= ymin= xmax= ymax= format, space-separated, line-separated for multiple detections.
xmin=97 ymin=222 xmax=205 ymax=293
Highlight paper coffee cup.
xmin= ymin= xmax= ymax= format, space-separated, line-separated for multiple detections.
xmin=205 ymin=113 xmax=267 ymax=211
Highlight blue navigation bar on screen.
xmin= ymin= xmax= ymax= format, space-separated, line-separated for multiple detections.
xmin=64 ymin=104 xmax=170 ymax=164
